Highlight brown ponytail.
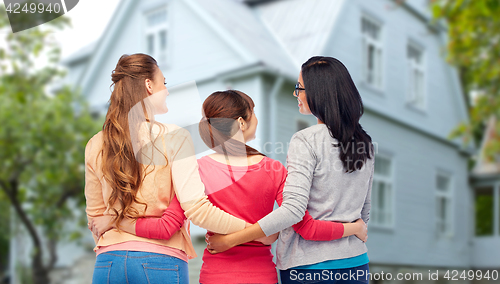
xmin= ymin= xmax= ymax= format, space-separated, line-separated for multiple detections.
xmin=101 ymin=53 xmax=163 ymax=228
xmin=198 ymin=90 xmax=264 ymax=157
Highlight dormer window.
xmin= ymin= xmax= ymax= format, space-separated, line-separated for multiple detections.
xmin=407 ymin=43 xmax=425 ymax=109
xmin=144 ymin=7 xmax=168 ymax=64
xmin=361 ymin=16 xmax=383 ymax=89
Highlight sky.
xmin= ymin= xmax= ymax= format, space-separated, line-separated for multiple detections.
xmin=53 ymin=0 xmax=122 ymax=59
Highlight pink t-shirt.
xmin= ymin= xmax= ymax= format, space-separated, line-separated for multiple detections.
xmin=134 ymin=155 xmax=345 ymax=283
xmin=198 ymin=156 xmax=344 ymax=284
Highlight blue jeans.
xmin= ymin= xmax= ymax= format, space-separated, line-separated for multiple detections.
xmin=92 ymin=251 xmax=189 ymax=284
xmin=279 ymin=264 xmax=369 ymax=284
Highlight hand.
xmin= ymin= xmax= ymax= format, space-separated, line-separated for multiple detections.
xmin=354 ymin=219 xmax=368 ymax=242
xmin=206 ymin=233 xmax=234 ymax=254
xmin=88 ymin=215 xmax=115 ymax=239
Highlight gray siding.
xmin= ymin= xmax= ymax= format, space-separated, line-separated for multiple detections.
xmin=323 ymin=0 xmax=468 ymax=145
xmin=361 ymin=111 xmax=472 ymax=268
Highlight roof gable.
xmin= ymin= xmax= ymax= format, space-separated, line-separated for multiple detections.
xmin=474 ymin=116 xmax=500 ymax=175
xmin=190 ymin=0 xmax=297 ymax=77
xmin=78 ymin=0 xmax=137 ymax=94
xmin=74 ymin=0 xmax=299 ymax=92
xmin=255 ymin=0 xmax=346 ymax=67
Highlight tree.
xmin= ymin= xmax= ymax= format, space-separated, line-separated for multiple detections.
xmin=432 ymin=0 xmax=500 ymax=163
xmin=0 ymin=7 xmax=101 ymax=284
xmin=0 ymin=198 xmax=9 ymax=280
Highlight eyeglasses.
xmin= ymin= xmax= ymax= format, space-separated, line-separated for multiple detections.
xmin=294 ymin=82 xmax=305 ymax=97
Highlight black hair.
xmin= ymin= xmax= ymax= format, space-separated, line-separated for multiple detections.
xmin=301 ymin=56 xmax=373 ymax=172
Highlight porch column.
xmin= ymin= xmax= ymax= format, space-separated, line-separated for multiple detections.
xmin=269 ymin=76 xmax=284 ymax=160
xmin=496 ymin=182 xmax=500 ymax=236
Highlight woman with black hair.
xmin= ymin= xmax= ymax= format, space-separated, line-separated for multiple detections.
xmin=208 ymin=56 xmax=375 ymax=284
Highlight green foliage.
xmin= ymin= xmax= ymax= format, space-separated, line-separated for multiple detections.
xmin=0 ymin=83 xmax=98 ymax=236
xmin=432 ymin=0 xmax=500 ymax=161
xmin=0 ymin=3 xmax=101 ymax=280
xmin=475 ymin=192 xmax=494 ymax=236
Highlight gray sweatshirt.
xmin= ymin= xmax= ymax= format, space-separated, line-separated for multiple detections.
xmin=258 ymin=124 xmax=374 ymax=270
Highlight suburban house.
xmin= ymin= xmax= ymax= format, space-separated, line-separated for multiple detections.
xmin=11 ymin=0 xmax=498 ymax=283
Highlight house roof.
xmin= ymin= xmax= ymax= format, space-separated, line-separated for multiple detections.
xmin=63 ymin=0 xmax=444 ymax=87
xmin=242 ymin=0 xmax=277 ymax=5
xmin=73 ymin=0 xmax=138 ymax=94
xmin=473 ymin=116 xmax=500 ymax=176
xmin=62 ymin=0 xmax=473 ymax=155
xmin=64 ymin=0 xmax=301 ymax=87
xmin=64 ymin=0 xmax=348 ymax=84
xmin=188 ymin=0 xmax=298 ymax=77
xmin=61 ymin=41 xmax=97 ymax=66
xmin=255 ymin=0 xmax=345 ymax=67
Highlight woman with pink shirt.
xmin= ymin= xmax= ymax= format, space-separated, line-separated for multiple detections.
xmin=207 ymin=57 xmax=374 ymax=284
xmin=196 ymin=90 xmax=366 ymax=283
xmin=93 ymin=89 xmax=367 ymax=283
xmin=85 ymin=53 xmax=250 ymax=284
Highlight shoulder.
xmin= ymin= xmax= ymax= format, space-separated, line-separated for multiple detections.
xmin=248 ymin=154 xmax=266 ymax=165
xmin=291 ymin=124 xmax=339 ymax=155
xmin=85 ymin=131 xmax=103 ymax=153
xmin=197 ymin=155 xmax=211 ymax=167
xmin=87 ymin=131 xmax=103 ymax=143
xmin=144 ymin=122 xmax=187 ymax=137
xmin=261 ymin=157 xmax=286 ymax=179
xmin=262 ymin=156 xmax=285 ymax=168
xmin=292 ymin=124 xmax=317 ymax=139
xmin=161 ymin=123 xmax=191 ymax=140
xmin=85 ymin=131 xmax=103 ymax=166
xmin=296 ymin=124 xmax=336 ymax=140
xmin=136 ymin=123 xmax=191 ymax=149
xmin=368 ymin=154 xmax=376 ymax=170
xmin=289 ymin=127 xmax=318 ymax=152
xmin=149 ymin=123 xmax=192 ymax=151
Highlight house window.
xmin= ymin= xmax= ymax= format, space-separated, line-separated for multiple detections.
xmin=436 ymin=173 xmax=453 ymax=237
xmin=144 ymin=7 xmax=168 ymax=64
xmin=474 ymin=186 xmax=494 ymax=236
xmin=296 ymin=120 xmax=310 ymax=132
xmin=361 ymin=16 xmax=383 ymax=89
xmin=407 ymin=44 xmax=425 ymax=109
xmin=371 ymin=155 xmax=393 ymax=227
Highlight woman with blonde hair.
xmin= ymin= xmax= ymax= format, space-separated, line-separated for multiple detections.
xmin=85 ymin=53 xmax=248 ymax=284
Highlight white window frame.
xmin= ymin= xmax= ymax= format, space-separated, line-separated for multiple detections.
xmin=361 ymin=15 xmax=383 ymax=90
xmin=143 ymin=6 xmax=168 ymax=65
xmin=371 ymin=153 xmax=395 ymax=228
xmin=435 ymin=171 xmax=454 ymax=238
xmin=407 ymin=42 xmax=426 ymax=110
